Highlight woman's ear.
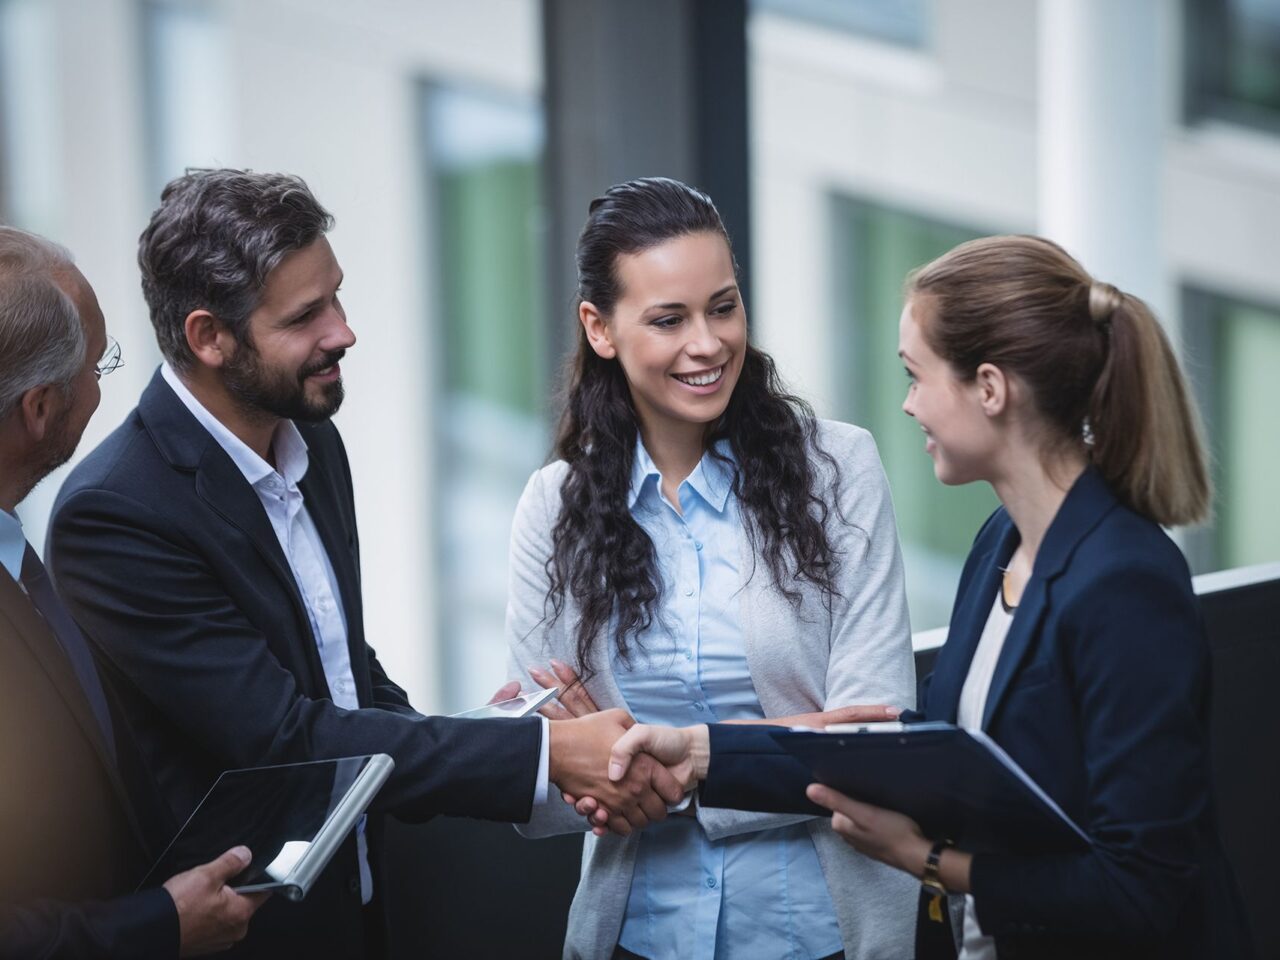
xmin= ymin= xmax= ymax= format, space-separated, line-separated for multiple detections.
xmin=579 ymin=301 xmax=616 ymax=360
xmin=975 ymin=362 xmax=1009 ymax=417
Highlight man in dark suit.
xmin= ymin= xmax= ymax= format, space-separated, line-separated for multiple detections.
xmin=46 ymin=169 xmax=682 ymax=959
xmin=0 ymin=226 xmax=263 ymax=957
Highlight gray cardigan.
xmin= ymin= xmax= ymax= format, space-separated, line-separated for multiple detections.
xmin=505 ymin=420 xmax=919 ymax=960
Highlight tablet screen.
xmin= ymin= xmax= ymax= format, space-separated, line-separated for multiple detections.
xmin=143 ymin=756 xmax=374 ymax=891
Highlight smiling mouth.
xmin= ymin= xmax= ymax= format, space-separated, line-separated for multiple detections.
xmin=672 ymin=365 xmax=724 ymax=387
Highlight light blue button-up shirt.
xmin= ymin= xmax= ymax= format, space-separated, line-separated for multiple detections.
xmin=0 ymin=508 xmax=26 ymax=583
xmin=614 ymin=441 xmax=843 ymax=960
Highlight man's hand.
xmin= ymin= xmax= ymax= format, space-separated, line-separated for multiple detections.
xmin=548 ymin=709 xmax=685 ymax=836
xmin=163 ymin=846 xmax=268 ymax=957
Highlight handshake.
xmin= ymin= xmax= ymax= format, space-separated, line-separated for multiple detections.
xmin=499 ymin=662 xmax=901 ymax=838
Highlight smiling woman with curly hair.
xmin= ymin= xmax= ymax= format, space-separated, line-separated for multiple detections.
xmin=504 ymin=177 xmax=918 ymax=960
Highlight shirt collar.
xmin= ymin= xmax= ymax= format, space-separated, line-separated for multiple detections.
xmin=0 ymin=508 xmax=24 ymax=582
xmin=626 ymin=438 xmax=735 ymax=514
xmin=161 ymin=362 xmax=310 ymax=490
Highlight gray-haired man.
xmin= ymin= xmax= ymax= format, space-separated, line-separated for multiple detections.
xmin=0 ymin=226 xmax=263 ymax=957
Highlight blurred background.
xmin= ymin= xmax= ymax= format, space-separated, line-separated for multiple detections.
xmin=4 ymin=0 xmax=1278 ymax=716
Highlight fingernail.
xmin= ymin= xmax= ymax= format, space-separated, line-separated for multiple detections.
xmin=550 ymin=659 xmax=566 ymax=672
xmin=231 ymin=845 xmax=251 ymax=864
xmin=886 ymin=706 xmax=902 ymax=717
xmin=608 ymin=761 xmax=623 ymax=781
xmin=529 ymin=667 xmax=545 ymax=678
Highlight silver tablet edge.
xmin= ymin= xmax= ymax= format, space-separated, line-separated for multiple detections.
xmin=282 ymin=753 xmax=396 ymax=899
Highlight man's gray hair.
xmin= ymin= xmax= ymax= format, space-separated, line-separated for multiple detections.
xmin=0 ymin=226 xmax=85 ymax=416
xmin=138 ymin=169 xmax=335 ymax=371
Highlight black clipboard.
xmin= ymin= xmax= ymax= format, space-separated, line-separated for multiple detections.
xmin=771 ymin=723 xmax=1089 ymax=853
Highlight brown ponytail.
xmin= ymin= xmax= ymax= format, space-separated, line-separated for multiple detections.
xmin=907 ymin=234 xmax=1211 ymax=527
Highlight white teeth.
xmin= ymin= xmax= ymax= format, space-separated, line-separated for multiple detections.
xmin=674 ymin=366 xmax=723 ymax=387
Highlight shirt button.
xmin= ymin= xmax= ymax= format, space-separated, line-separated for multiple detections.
xmin=347 ymin=876 xmax=360 ymax=895
xmin=695 ymin=541 xmax=703 ymax=551
xmin=693 ymin=702 xmax=704 ymax=712
xmin=684 ymin=586 xmax=694 ymax=597
xmin=705 ymin=876 xmax=717 ymax=889
xmin=684 ymin=651 xmax=693 ymax=661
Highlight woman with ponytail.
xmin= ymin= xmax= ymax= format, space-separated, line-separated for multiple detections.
xmin=800 ymin=235 xmax=1252 ymax=959
xmin=503 ymin=178 xmax=918 ymax=960
xmin=605 ymin=234 xmax=1252 ymax=958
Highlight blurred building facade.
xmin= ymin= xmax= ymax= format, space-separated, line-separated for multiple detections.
xmin=1 ymin=0 xmax=1276 ymax=712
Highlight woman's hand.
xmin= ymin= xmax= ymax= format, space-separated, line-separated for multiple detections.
xmin=529 ymin=659 xmax=601 ymax=720
xmin=805 ymin=784 xmax=972 ymax=893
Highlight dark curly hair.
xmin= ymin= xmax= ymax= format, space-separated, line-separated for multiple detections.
xmin=548 ymin=177 xmax=841 ymax=677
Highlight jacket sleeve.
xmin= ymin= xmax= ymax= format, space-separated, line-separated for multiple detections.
xmin=48 ymin=487 xmax=541 ymax=826
xmin=503 ymin=468 xmax=596 ymax=839
xmin=967 ymin=562 xmax=1209 ymax=941
xmin=696 ymin=426 xmax=916 ymax=840
xmin=0 ymin=888 xmax=177 ymax=960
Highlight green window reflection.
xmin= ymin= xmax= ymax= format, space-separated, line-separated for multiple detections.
xmin=423 ymin=83 xmax=548 ymax=711
xmin=1188 ymin=291 xmax=1280 ymax=570
xmin=832 ymin=197 xmax=1000 ymax=629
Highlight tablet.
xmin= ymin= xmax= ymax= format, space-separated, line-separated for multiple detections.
xmin=448 ymin=686 xmax=559 ymax=720
xmin=141 ymin=754 xmax=394 ymax=902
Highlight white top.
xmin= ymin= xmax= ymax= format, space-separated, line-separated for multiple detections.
xmin=955 ymin=591 xmax=1015 ymax=960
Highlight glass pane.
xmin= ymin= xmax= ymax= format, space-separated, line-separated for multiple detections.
xmin=0 ymin=0 xmax=61 ymax=231
xmin=1225 ymin=0 xmax=1280 ymax=115
xmin=142 ymin=0 xmax=231 ymax=195
xmin=751 ymin=0 xmax=930 ymax=47
xmin=833 ymin=197 xmax=1000 ymax=630
xmin=1215 ymin=299 xmax=1280 ymax=568
xmin=423 ymin=84 xmax=548 ymax=712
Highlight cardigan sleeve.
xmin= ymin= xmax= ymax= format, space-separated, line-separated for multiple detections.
xmin=504 ymin=467 xmax=598 ymax=839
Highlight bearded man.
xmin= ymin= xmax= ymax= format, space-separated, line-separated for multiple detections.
xmin=46 ymin=170 xmax=682 ymax=959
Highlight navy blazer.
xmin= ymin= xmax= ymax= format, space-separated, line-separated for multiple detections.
xmin=703 ymin=469 xmax=1251 ymax=959
xmin=46 ymin=370 xmax=542 ymax=959
xmin=0 ymin=572 xmax=177 ymax=958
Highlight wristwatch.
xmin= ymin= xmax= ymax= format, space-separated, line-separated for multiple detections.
xmin=921 ymin=838 xmax=953 ymax=896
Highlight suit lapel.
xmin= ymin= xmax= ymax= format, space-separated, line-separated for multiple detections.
xmin=927 ymin=523 xmax=1017 ymax=722
xmin=0 ymin=575 xmax=151 ymax=853
xmin=138 ymin=370 xmax=328 ymax=692
xmin=978 ymin=467 xmax=1119 ymax=730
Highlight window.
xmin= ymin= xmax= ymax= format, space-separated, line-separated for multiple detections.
xmin=421 ymin=83 xmax=548 ymax=712
xmin=1183 ymin=289 xmax=1280 ymax=572
xmin=141 ymin=0 xmax=231 ymax=195
xmin=1185 ymin=0 xmax=1280 ymax=132
xmin=751 ymin=0 xmax=930 ymax=47
xmin=0 ymin=0 xmax=60 ymax=231
xmin=831 ymin=196 xmax=999 ymax=630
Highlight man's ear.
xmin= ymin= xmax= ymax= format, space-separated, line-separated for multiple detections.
xmin=17 ymin=383 xmax=64 ymax=443
xmin=184 ymin=309 xmax=237 ymax=369
xmin=975 ymin=362 xmax=1009 ymax=417
xmin=579 ymin=301 xmax=616 ymax=360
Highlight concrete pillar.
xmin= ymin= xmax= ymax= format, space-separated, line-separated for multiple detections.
xmin=1037 ymin=0 xmax=1171 ymax=317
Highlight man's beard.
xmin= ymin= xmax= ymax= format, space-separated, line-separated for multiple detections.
xmin=223 ymin=337 xmax=346 ymax=424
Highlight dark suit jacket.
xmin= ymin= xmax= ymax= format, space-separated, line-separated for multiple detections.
xmin=0 ymin=570 xmax=177 ymax=958
xmin=47 ymin=370 xmax=541 ymax=959
xmin=702 ymin=468 xmax=1252 ymax=959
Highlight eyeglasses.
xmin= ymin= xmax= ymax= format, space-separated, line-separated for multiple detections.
xmin=95 ymin=336 xmax=124 ymax=380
